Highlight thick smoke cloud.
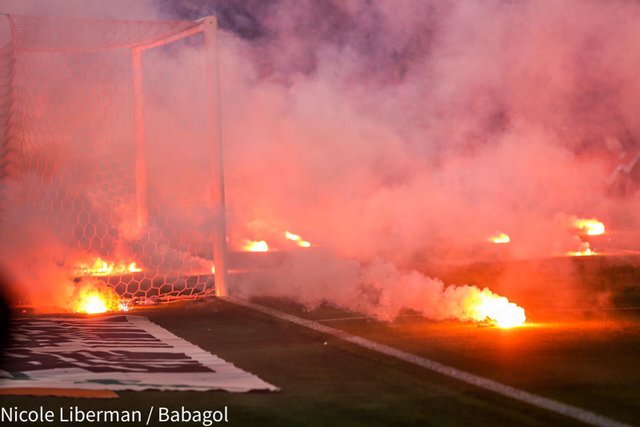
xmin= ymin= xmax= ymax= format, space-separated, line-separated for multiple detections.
xmin=213 ymin=0 xmax=640 ymax=259
xmin=214 ymin=0 xmax=640 ymax=314
xmin=2 ymin=0 xmax=638 ymax=317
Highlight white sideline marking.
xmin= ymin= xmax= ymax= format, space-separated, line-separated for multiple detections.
xmin=225 ymin=297 xmax=632 ymax=427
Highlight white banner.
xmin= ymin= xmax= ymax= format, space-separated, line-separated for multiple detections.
xmin=0 ymin=316 xmax=277 ymax=392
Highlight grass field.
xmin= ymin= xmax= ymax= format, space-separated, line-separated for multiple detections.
xmin=1 ymin=256 xmax=639 ymax=426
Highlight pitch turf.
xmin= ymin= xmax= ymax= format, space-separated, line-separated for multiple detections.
xmin=2 ymin=256 xmax=639 ymax=426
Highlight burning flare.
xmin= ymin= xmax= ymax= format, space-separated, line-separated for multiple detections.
xmin=72 ymin=283 xmax=123 ymax=314
xmin=567 ymin=241 xmax=596 ymax=257
xmin=572 ymin=218 xmax=605 ymax=236
xmin=74 ymin=257 xmax=142 ymax=276
xmin=488 ymin=232 xmax=510 ymax=244
xmin=468 ymin=289 xmax=526 ymax=328
xmin=285 ymin=231 xmax=312 ymax=248
xmin=243 ymin=240 xmax=270 ymax=252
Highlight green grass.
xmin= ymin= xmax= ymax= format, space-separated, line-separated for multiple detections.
xmin=270 ymin=301 xmax=640 ymax=425
xmin=0 ymin=299 xmax=586 ymax=427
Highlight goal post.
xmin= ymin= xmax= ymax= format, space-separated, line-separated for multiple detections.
xmin=202 ymin=17 xmax=229 ymax=297
xmin=128 ymin=16 xmax=229 ymax=297
xmin=0 ymin=14 xmax=229 ymax=301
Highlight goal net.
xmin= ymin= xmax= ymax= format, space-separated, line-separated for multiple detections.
xmin=0 ymin=14 xmax=228 ymax=306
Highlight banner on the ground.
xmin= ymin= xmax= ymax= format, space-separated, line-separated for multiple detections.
xmin=0 ymin=316 xmax=277 ymax=392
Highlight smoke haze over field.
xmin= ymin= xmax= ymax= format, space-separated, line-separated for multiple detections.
xmin=2 ymin=0 xmax=640 ymax=316
xmin=207 ymin=0 xmax=640 ymax=261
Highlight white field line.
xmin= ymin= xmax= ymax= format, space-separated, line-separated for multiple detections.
xmin=225 ymin=296 xmax=632 ymax=427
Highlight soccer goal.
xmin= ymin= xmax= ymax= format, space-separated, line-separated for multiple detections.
xmin=0 ymin=14 xmax=228 ymax=305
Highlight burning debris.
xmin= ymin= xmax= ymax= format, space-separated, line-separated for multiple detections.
xmin=488 ymin=232 xmax=510 ymax=244
xmin=565 ymin=216 xmax=605 ymax=256
xmin=72 ymin=282 xmax=126 ymax=314
xmin=240 ymin=231 xmax=312 ymax=252
xmin=73 ymin=258 xmax=142 ymax=277
xmin=68 ymin=257 xmax=139 ymax=313
xmin=469 ymin=289 xmax=526 ymax=328
xmin=572 ymin=218 xmax=605 ymax=236
xmin=567 ymin=241 xmax=596 ymax=257
xmin=243 ymin=240 xmax=270 ymax=252
xmin=285 ymin=231 xmax=312 ymax=248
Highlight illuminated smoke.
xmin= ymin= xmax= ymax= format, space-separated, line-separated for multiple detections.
xmin=2 ymin=0 xmax=638 ymax=317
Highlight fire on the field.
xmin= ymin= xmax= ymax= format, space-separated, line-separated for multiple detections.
xmin=72 ymin=282 xmax=128 ymax=314
xmin=73 ymin=257 xmax=143 ymax=277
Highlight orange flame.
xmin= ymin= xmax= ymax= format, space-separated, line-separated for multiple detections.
xmin=74 ymin=257 xmax=142 ymax=277
xmin=243 ymin=240 xmax=269 ymax=252
xmin=284 ymin=231 xmax=312 ymax=248
xmin=573 ymin=218 xmax=605 ymax=236
xmin=73 ymin=284 xmax=124 ymax=314
xmin=567 ymin=242 xmax=596 ymax=256
xmin=468 ymin=289 xmax=526 ymax=328
xmin=488 ymin=232 xmax=510 ymax=244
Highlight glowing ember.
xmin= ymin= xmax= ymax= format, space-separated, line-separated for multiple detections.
xmin=469 ymin=289 xmax=526 ymax=328
xmin=567 ymin=242 xmax=597 ymax=256
xmin=488 ymin=232 xmax=510 ymax=244
xmin=81 ymin=295 xmax=108 ymax=314
xmin=73 ymin=284 xmax=122 ymax=314
xmin=573 ymin=218 xmax=605 ymax=236
xmin=243 ymin=240 xmax=269 ymax=252
xmin=284 ymin=231 xmax=312 ymax=248
xmin=74 ymin=257 xmax=142 ymax=277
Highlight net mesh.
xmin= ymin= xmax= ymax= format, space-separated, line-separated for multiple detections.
xmin=0 ymin=14 xmax=218 ymax=304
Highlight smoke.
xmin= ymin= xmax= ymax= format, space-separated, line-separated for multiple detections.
xmin=0 ymin=206 xmax=77 ymax=309
xmin=235 ymin=251 xmax=525 ymax=324
xmin=1 ymin=0 xmax=163 ymax=20
xmin=219 ymin=1 xmax=636 ymax=258
xmin=216 ymin=0 xmax=640 ymax=315
xmin=2 ymin=0 xmax=640 ymax=318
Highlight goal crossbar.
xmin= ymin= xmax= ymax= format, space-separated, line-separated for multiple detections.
xmin=1 ymin=14 xmax=229 ymax=298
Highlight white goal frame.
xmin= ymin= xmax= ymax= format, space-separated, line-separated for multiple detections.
xmin=2 ymin=15 xmax=229 ymax=297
